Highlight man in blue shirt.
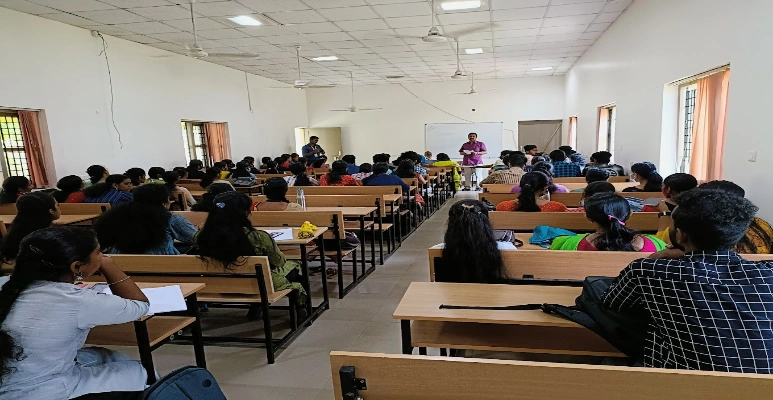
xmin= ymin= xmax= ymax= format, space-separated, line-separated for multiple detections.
xmin=301 ymin=136 xmax=325 ymax=166
xmin=548 ymin=149 xmax=581 ymax=177
xmin=363 ymin=163 xmax=410 ymax=194
xmin=342 ymin=154 xmax=359 ymax=175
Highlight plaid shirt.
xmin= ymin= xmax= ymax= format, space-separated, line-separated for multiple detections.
xmin=551 ymin=161 xmax=581 ymax=177
xmin=480 ymin=167 xmax=526 ymax=185
xmin=414 ymin=165 xmax=427 ymax=175
xmin=604 ymin=251 xmax=773 ymax=373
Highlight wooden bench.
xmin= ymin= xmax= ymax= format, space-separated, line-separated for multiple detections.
xmin=488 ymin=211 xmax=660 ymax=232
xmin=554 ymin=176 xmax=629 ymax=183
xmin=0 ymin=202 xmax=111 ymax=215
xmin=479 ymin=192 xmax=665 ymax=207
xmin=483 ymin=182 xmax=638 ymax=193
xmin=330 ymin=351 xmax=773 ymax=399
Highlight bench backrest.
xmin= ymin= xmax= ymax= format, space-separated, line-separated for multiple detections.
xmin=479 ymin=192 xmax=665 ymax=207
xmin=0 ymin=203 xmax=112 ymax=215
xmin=488 ymin=211 xmax=659 ymax=232
xmin=483 ymin=182 xmax=638 ymax=193
xmin=330 ymin=351 xmax=773 ymax=399
xmin=554 ymin=176 xmax=629 ymax=183
xmin=293 ymin=186 xmax=402 ymax=196
xmin=249 ymin=195 xmax=386 ymax=217
xmin=170 ymin=191 xmax=189 ymax=211
xmin=177 ymin=182 xmax=206 ymax=192
xmin=172 ymin=210 xmax=346 ymax=238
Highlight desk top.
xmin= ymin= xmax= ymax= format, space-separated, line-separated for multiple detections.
xmin=253 ymin=227 xmax=327 ymax=244
xmin=86 ymin=282 xmax=205 ymax=298
xmin=394 ymin=282 xmax=581 ymax=327
xmin=306 ymin=206 xmax=377 ymax=216
xmin=0 ymin=214 xmax=99 ymax=226
xmin=514 ymin=233 xmax=547 ymax=250
xmin=383 ymin=194 xmax=401 ymax=203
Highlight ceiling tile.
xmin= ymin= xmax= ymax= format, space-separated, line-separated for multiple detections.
xmin=317 ymin=6 xmax=377 ymax=21
xmin=238 ymin=26 xmax=293 ymax=36
xmin=191 ymin=1 xmax=255 ymax=17
xmin=82 ymin=24 xmax=133 ymax=36
xmin=603 ymin=0 xmax=633 ymax=13
xmin=37 ymin=12 xmax=98 ymax=25
xmin=265 ymin=10 xmax=327 ymax=24
xmin=533 ymin=40 xmax=578 ymax=49
xmin=318 ymin=40 xmax=365 ymax=49
xmin=542 ymin=14 xmax=597 ymax=27
xmin=196 ymin=28 xmax=250 ymax=40
xmin=30 ymin=0 xmax=115 ymax=12
xmin=76 ymin=9 xmax=148 ymax=24
xmin=307 ymin=31 xmax=354 ymax=42
xmin=580 ymin=30 xmax=603 ymax=40
xmin=372 ymin=45 xmax=413 ymax=53
xmin=0 ymin=0 xmax=57 ymax=14
xmin=335 ymin=19 xmax=390 ymax=31
xmin=493 ymin=18 xmax=543 ymax=30
xmin=492 ymin=7 xmax=546 ymax=21
xmin=494 ymin=28 xmax=540 ymax=38
xmin=495 ymin=36 xmax=537 ymax=46
xmin=349 ymin=29 xmax=398 ymax=39
xmin=335 ymin=48 xmax=378 ymax=55
xmin=162 ymin=17 xmax=226 ymax=31
xmin=539 ymin=24 xmax=589 ymax=35
xmin=537 ymin=33 xmax=582 ymax=42
xmin=257 ymin=34 xmax=310 ymax=45
xmin=216 ymin=36 xmax=270 ymax=46
xmin=113 ymin=21 xmax=181 ymax=34
xmin=147 ymin=31 xmax=195 ymax=42
xmin=301 ymin=0 xmax=367 ymax=8
xmin=384 ymin=15 xmax=432 ymax=28
xmin=286 ymin=22 xmax=341 ymax=34
xmin=595 ymin=12 xmax=622 ymax=23
xmin=129 ymin=5 xmax=193 ymax=21
xmin=98 ymin=0 xmax=171 ymax=6
xmin=372 ymin=2 xmax=431 ymax=18
xmin=360 ymin=38 xmax=406 ymax=47
xmin=586 ymin=22 xmax=611 ymax=31
xmin=113 ymin=34 xmax=163 ymax=43
xmin=546 ymin=2 xmax=606 ymax=17
xmin=437 ymin=11 xmax=490 ymax=25
xmin=238 ymin=0 xmax=309 ymax=12
xmin=491 ymin=0 xmax=549 ymax=9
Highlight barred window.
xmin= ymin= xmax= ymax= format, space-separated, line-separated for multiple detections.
xmin=181 ymin=121 xmax=209 ymax=167
xmin=678 ymin=84 xmax=697 ymax=173
xmin=0 ymin=113 xmax=31 ymax=179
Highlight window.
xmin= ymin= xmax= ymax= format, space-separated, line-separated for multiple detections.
xmin=181 ymin=121 xmax=209 ymax=166
xmin=677 ymin=84 xmax=697 ymax=173
xmin=0 ymin=113 xmax=31 ymax=180
xmin=567 ymin=116 xmax=578 ymax=149
xmin=597 ymin=105 xmax=616 ymax=152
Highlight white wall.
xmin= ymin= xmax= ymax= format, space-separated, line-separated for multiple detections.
xmin=305 ymin=76 xmax=565 ymax=161
xmin=0 ymin=7 xmax=307 ymax=180
xmin=564 ymin=0 xmax=773 ymax=218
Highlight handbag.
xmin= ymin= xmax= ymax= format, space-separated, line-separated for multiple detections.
xmin=492 ymin=229 xmax=523 ymax=248
xmin=144 ymin=366 xmax=226 ymax=400
xmin=233 ymin=177 xmax=257 ymax=187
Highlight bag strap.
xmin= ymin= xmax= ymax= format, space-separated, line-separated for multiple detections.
xmin=439 ymin=303 xmax=543 ymax=311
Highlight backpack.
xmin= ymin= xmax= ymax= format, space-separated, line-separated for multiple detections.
xmin=233 ymin=177 xmax=257 ymax=187
xmin=144 ymin=366 xmax=226 ymax=400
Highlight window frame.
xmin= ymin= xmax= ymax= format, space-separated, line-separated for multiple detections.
xmin=0 ymin=111 xmax=32 ymax=180
xmin=596 ymin=104 xmax=616 ymax=152
xmin=567 ymin=116 xmax=578 ymax=149
xmin=181 ymin=121 xmax=209 ymax=167
xmin=676 ymin=83 xmax=697 ymax=173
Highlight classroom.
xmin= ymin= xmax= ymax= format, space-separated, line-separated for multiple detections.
xmin=1 ymin=0 xmax=773 ymax=399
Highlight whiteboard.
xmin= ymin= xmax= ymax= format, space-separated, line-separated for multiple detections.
xmin=425 ymin=122 xmax=503 ymax=164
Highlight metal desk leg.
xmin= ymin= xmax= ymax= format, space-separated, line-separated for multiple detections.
xmin=318 ymin=237 xmax=329 ymax=310
xmin=359 ymin=215 xmax=366 ymax=276
xmin=370 ymin=212 xmax=376 ymax=268
xmin=401 ymin=319 xmax=413 ymax=355
xmin=299 ymin=244 xmax=313 ymax=317
xmin=133 ymin=321 xmax=156 ymax=384
xmin=186 ymin=293 xmax=207 ymax=368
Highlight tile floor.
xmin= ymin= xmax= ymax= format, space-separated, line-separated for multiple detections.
xmin=111 ymin=195 xmax=468 ymax=399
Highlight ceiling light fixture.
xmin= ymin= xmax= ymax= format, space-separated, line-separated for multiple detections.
xmin=465 ymin=48 xmax=484 ymax=55
xmin=531 ymin=67 xmax=553 ymax=71
xmin=441 ymin=1 xmax=482 ymax=11
xmin=312 ymin=56 xmax=339 ymax=61
xmin=227 ymin=15 xmax=262 ymax=26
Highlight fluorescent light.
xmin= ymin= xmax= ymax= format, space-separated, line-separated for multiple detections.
xmin=441 ymin=1 xmax=482 ymax=11
xmin=312 ymin=56 xmax=339 ymax=61
xmin=228 ymin=15 xmax=262 ymax=26
xmin=531 ymin=67 xmax=553 ymax=71
xmin=465 ymin=48 xmax=484 ymax=55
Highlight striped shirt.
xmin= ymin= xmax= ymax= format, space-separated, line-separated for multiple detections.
xmin=84 ymin=189 xmax=132 ymax=206
xmin=480 ymin=167 xmax=526 ymax=185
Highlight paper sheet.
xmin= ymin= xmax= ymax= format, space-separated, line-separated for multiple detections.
xmin=263 ymin=228 xmax=294 ymax=241
xmin=102 ymin=285 xmax=187 ymax=316
xmin=463 ymin=150 xmax=473 ymax=155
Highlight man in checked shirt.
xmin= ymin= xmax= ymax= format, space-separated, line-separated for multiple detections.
xmin=603 ymin=188 xmax=773 ymax=373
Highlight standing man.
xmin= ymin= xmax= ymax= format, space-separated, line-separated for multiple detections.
xmin=458 ymin=132 xmax=487 ymax=190
xmin=301 ymin=136 xmax=325 ymax=166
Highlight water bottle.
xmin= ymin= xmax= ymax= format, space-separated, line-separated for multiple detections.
xmin=296 ymin=188 xmax=306 ymax=210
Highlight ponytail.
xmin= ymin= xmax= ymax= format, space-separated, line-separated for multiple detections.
xmin=631 ymin=162 xmax=663 ymax=192
xmin=584 ymin=193 xmax=638 ymax=251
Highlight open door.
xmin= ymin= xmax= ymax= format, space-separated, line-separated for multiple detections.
xmin=518 ymin=120 xmax=563 ymax=154
xmin=296 ymin=127 xmax=343 ymax=161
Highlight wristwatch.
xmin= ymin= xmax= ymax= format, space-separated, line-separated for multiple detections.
xmin=658 ymin=211 xmax=672 ymax=218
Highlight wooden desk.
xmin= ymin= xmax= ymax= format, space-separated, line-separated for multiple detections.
xmin=394 ymin=282 xmax=620 ymax=357
xmin=0 ymin=214 xmax=100 ymax=226
xmin=189 ymin=190 xmax=205 ymax=198
xmin=383 ymin=193 xmax=401 ymax=204
xmin=86 ymin=282 xmax=206 ymax=383
xmin=307 ymin=207 xmax=377 ymax=276
xmin=234 ymin=185 xmax=262 ymax=195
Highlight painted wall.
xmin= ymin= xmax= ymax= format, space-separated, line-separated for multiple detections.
xmin=305 ymin=76 xmax=565 ymax=162
xmin=564 ymin=0 xmax=773 ymax=218
xmin=0 ymin=7 xmax=307 ymax=180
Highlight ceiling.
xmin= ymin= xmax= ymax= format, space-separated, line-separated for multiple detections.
xmin=0 ymin=0 xmax=634 ymax=86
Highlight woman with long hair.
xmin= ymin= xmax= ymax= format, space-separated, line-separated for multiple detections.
xmin=195 ymin=192 xmax=305 ymax=300
xmin=570 ymin=167 xmax=610 ymax=192
xmin=83 ymin=174 xmax=133 ymax=206
xmin=146 ymin=167 xmax=165 ymax=184
xmin=0 ymin=192 xmax=60 ymax=262
xmin=231 ymin=161 xmax=256 ymax=179
xmin=0 ymin=227 xmax=149 ymax=399
xmin=253 ymin=178 xmax=303 ymax=211
xmin=496 ymin=172 xmax=568 ymax=212
xmin=319 ymin=160 xmax=360 ymax=186
xmin=432 ymin=153 xmax=461 ymax=191
xmin=287 ymin=163 xmax=317 ymax=187
xmin=435 ymin=200 xmax=508 ymax=283
xmin=191 ymin=183 xmax=234 ymax=212
xmin=186 ymin=159 xmax=205 ymax=179
xmin=394 ymin=159 xmax=426 ymax=205
xmin=624 ymin=162 xmax=663 ymax=192
xmin=567 ymin=181 xmax=617 ymax=212
xmin=551 ymin=193 xmax=666 ymax=251
xmin=52 ymin=175 xmax=85 ymax=203
xmin=0 ymin=177 xmax=32 ymax=204
xmin=94 ymin=184 xmax=196 ymax=255
xmin=123 ymin=168 xmax=146 ymax=187
xmin=85 ymin=165 xmax=109 ymax=187
xmin=199 ymin=167 xmax=232 ymax=190
xmin=162 ymin=171 xmax=196 ymax=209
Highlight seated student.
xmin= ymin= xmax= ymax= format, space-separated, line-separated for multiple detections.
xmin=0 ymin=227 xmax=150 ymax=400
xmin=422 ymin=151 xmax=432 ymax=164
xmin=52 ymin=175 xmax=86 ymax=204
xmin=185 ymin=159 xmax=205 ymax=180
xmin=642 ymin=173 xmax=698 ymax=213
xmin=402 ymin=151 xmax=428 ymax=175
xmin=510 ymin=162 xmax=570 ymax=194
xmin=173 ymin=166 xmax=189 ymax=180
xmin=85 ymin=165 xmax=109 ymax=187
xmin=523 ymin=144 xmax=539 ymax=163
xmin=491 ymin=150 xmax=513 ymax=171
xmin=351 ymin=163 xmax=373 ymax=181
xmin=146 ymin=167 xmax=166 ymax=184
xmin=551 ymin=193 xmax=666 ymax=251
xmin=221 ymin=159 xmax=235 ymax=174
xmin=124 ymin=167 xmax=146 ymax=187
xmin=290 ymin=153 xmax=300 ymax=165
xmin=603 ymin=188 xmax=773 ymax=372
xmin=278 ymin=154 xmax=292 ymax=171
xmin=191 ymin=183 xmax=234 ymax=212
xmin=570 ymin=167 xmax=610 ymax=192
xmin=481 ymin=153 xmax=527 ymax=185
xmin=319 ymin=161 xmax=360 ymax=186
xmin=263 ymin=161 xmax=280 ymax=175
xmin=624 ymin=162 xmax=663 ymax=192
xmin=83 ymin=174 xmax=133 ymax=206
xmin=567 ymin=181 xmax=617 ymax=211
xmin=548 ymin=150 xmax=581 ymax=178
xmin=431 ymin=153 xmax=461 ymax=191
xmin=434 ymin=200 xmax=509 ymax=283
xmin=162 ymin=171 xmax=196 ymax=209
xmin=287 ymin=163 xmax=318 ymax=187
xmin=363 ymin=163 xmax=410 ymax=194
xmin=196 ymin=191 xmax=306 ymax=301
xmin=210 ymin=162 xmax=229 ymax=180
xmin=253 ymin=178 xmax=303 ymax=211
xmin=583 ymin=151 xmax=626 ymax=177
xmin=199 ymin=167 xmax=233 ymax=190
xmin=230 ymin=161 xmax=257 ymax=179
xmin=524 ymin=155 xmax=546 ymax=173
xmin=313 ymin=156 xmax=330 ymax=170
xmin=559 ymin=145 xmax=586 ymax=168
xmin=94 ymin=184 xmax=196 ymax=255
xmin=259 ymin=157 xmax=272 ymax=170
xmin=342 ymin=155 xmax=359 ymax=175
xmin=241 ymin=157 xmax=260 ymax=174
xmin=0 ymin=177 xmax=32 ymax=204
xmin=0 ymin=192 xmax=61 ymax=262
xmin=395 ymin=159 xmax=426 ymax=205
xmin=496 ymin=172 xmax=569 ymax=212
xmin=372 ymin=153 xmax=394 ymax=174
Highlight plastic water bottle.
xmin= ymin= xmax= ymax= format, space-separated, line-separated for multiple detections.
xmin=296 ymin=188 xmax=306 ymax=211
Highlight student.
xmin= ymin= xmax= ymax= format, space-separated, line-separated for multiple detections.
xmin=191 ymin=183 xmax=234 ymax=212
xmin=423 ymin=151 xmax=433 ymax=164
xmin=363 ymin=163 xmax=410 ymax=194
xmin=211 ymin=162 xmax=229 ymax=180
xmin=570 ymin=167 xmax=610 ymax=192
xmin=287 ymin=163 xmax=318 ymax=187
xmin=624 ymin=162 xmax=663 ymax=192
xmin=0 ymin=192 xmax=61 ymax=262
xmin=173 ymin=166 xmax=189 ymax=180
xmin=551 ymin=193 xmax=666 ymax=251
xmin=259 ymin=157 xmax=272 ymax=169
xmin=241 ymin=157 xmax=260 ymax=174
xmin=0 ymin=177 xmax=32 ymax=204
xmin=523 ymin=144 xmax=539 ymax=162
xmin=0 ymin=227 xmax=150 ymax=399
xmin=162 ymin=171 xmax=196 ymax=209
xmin=146 ymin=167 xmax=165 ymax=183
xmin=431 ymin=153 xmax=461 ymax=191
xmin=496 ymin=171 xmax=569 ymax=212
xmin=402 ymin=151 xmax=428 ymax=175
xmin=94 ymin=184 xmax=196 ymax=255
xmin=253 ymin=178 xmax=303 ymax=211
xmin=231 ymin=161 xmax=257 ymax=179
xmin=559 ymin=145 xmax=586 ymax=167
xmin=642 ymin=173 xmax=698 ymax=213
xmin=124 ymin=167 xmax=146 ymax=187
xmin=567 ymin=181 xmax=617 ymax=212
xmin=490 ymin=150 xmax=513 ymax=172
xmin=290 ymin=153 xmax=300 ymax=165
xmin=85 ymin=165 xmax=109 ymax=187
xmin=52 ymin=175 xmax=86 ymax=203
xmin=342 ymin=155 xmax=359 ymax=175
xmin=511 ymin=162 xmax=570 ymax=194
xmin=548 ymin=150 xmax=581 ymax=178
xmin=279 ymin=154 xmax=292 ymax=171
xmin=481 ymin=153 xmax=527 ymax=185
xmin=263 ymin=161 xmax=280 ymax=175
xmin=395 ymin=159 xmax=426 ymax=185
xmin=603 ymin=188 xmax=773 ymax=372
xmin=312 ymin=156 xmax=330 ymax=170
xmin=434 ymin=200 xmax=508 ymax=283
xmin=583 ymin=151 xmax=625 ymax=176
xmin=351 ymin=163 xmax=373 ymax=181
xmin=221 ymin=159 xmax=235 ymax=173
xmin=525 ymin=155 xmax=545 ymax=172
xmin=372 ymin=153 xmax=394 ymax=174
xmin=199 ymin=167 xmax=232 ymax=190
xmin=319 ymin=161 xmax=360 ymax=186
xmin=301 ymin=136 xmax=325 ymax=166
xmin=83 ymin=174 xmax=134 ymax=206
xmin=186 ymin=159 xmax=205 ymax=179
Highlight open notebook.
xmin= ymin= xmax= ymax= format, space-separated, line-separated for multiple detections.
xmin=97 ymin=284 xmax=187 ymax=316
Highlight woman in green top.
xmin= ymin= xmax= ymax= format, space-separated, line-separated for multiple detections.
xmin=194 ymin=191 xmax=306 ymax=303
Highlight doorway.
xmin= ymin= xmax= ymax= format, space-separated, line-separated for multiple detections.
xmin=517 ymin=120 xmax=563 ymax=154
xmin=295 ymin=127 xmax=343 ymax=161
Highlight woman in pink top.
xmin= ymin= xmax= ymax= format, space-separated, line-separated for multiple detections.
xmin=458 ymin=133 xmax=487 ymax=189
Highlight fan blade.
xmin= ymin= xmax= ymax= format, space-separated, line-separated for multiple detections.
xmin=329 ymin=109 xmax=353 ymax=111
xmin=445 ymin=23 xmax=495 ymax=39
xmin=357 ymin=108 xmax=382 ymax=111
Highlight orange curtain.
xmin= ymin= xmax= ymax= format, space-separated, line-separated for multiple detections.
xmin=204 ymin=122 xmax=230 ymax=163
xmin=17 ymin=111 xmax=49 ymax=188
xmin=567 ymin=116 xmax=577 ymax=147
xmin=690 ymin=70 xmax=730 ymax=181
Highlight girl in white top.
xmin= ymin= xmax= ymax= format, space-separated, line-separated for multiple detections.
xmin=0 ymin=226 xmax=150 ymax=399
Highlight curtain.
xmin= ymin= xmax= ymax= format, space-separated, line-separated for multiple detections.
xmin=17 ymin=110 xmax=49 ymax=188
xmin=567 ymin=116 xmax=577 ymax=148
xmin=690 ymin=70 xmax=730 ymax=181
xmin=204 ymin=122 xmax=230 ymax=163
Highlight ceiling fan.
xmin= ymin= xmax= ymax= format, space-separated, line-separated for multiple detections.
xmin=292 ymin=46 xmax=336 ymax=89
xmin=184 ymin=0 xmax=258 ymax=59
xmin=329 ymin=72 xmax=382 ymax=113
xmin=453 ymin=72 xmax=496 ymax=95
xmin=451 ymin=38 xmax=466 ymax=79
